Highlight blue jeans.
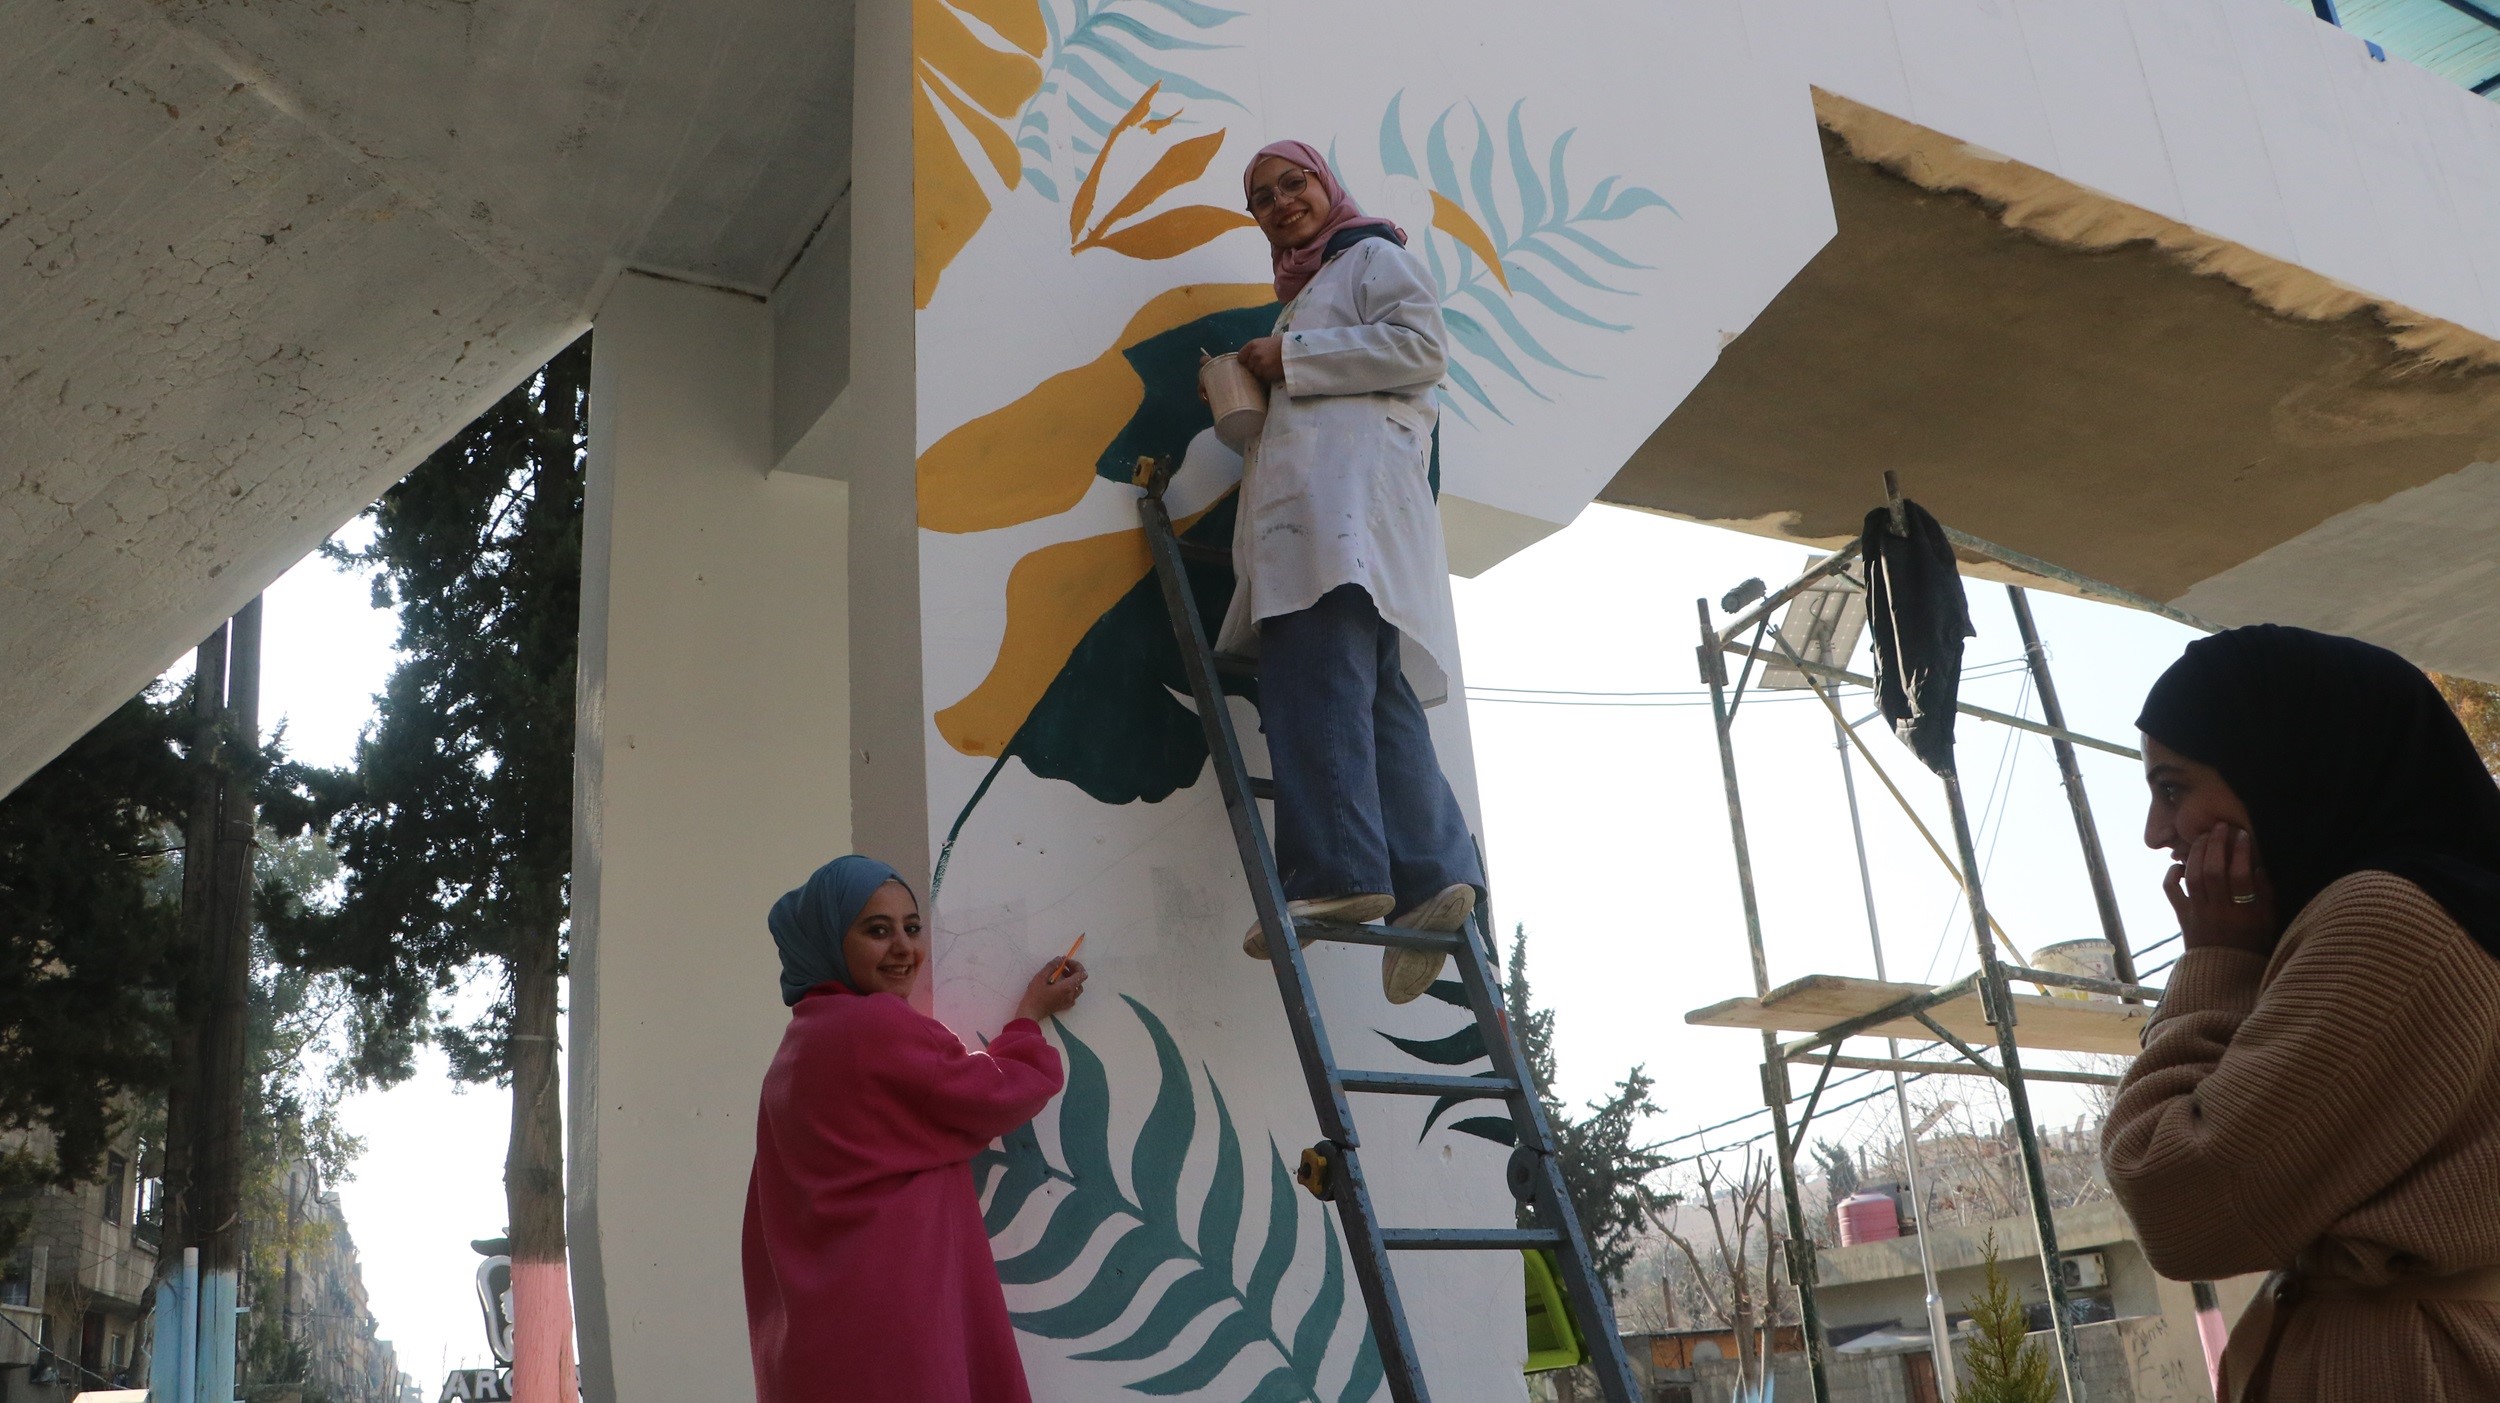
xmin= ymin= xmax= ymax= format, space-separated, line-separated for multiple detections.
xmin=1258 ymin=584 xmax=1486 ymax=910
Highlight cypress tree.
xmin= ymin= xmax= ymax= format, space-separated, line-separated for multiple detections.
xmin=276 ymin=335 xmax=587 ymax=1403
xmin=1956 ymin=1231 xmax=2056 ymax=1403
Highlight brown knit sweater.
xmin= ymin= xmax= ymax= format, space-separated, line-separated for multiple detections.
xmin=2105 ymin=871 xmax=2500 ymax=1401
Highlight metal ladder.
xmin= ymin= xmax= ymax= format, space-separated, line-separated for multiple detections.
xmin=1137 ymin=463 xmax=1642 ymax=1403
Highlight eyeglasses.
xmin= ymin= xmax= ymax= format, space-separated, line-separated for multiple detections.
xmin=1247 ymin=167 xmax=1317 ymax=217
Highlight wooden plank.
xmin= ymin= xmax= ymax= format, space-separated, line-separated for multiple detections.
xmin=1685 ymin=974 xmax=2149 ymax=1057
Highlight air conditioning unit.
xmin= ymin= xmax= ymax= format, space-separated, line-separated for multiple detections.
xmin=2059 ymin=1251 xmax=2108 ymax=1291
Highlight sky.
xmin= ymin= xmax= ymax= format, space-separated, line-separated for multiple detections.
xmin=226 ymin=500 xmax=2200 ymax=1387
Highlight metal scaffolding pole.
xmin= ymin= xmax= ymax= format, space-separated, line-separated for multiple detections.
xmin=1832 ymin=716 xmax=1959 ymax=1400
xmin=1939 ymin=768 xmax=2087 ymax=1400
xmin=2006 ymin=585 xmax=2139 ymax=988
xmin=1696 ymin=598 xmax=1833 ymax=1403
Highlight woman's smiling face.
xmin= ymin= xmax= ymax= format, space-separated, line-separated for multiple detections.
xmin=1248 ymin=154 xmax=1334 ymax=250
xmin=841 ymin=880 xmax=924 ymax=996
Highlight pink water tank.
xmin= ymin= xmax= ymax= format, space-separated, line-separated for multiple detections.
xmin=1837 ymin=1190 xmax=1901 ymax=1245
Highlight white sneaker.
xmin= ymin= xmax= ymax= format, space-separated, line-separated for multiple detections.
xmin=1244 ymin=893 xmax=1395 ymax=960
xmin=1382 ymin=884 xmax=1476 ymax=1005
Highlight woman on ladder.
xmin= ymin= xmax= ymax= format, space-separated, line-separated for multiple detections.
xmin=1220 ymin=140 xmax=1483 ymax=1005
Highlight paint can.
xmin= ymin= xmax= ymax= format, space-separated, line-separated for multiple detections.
xmin=1199 ymin=352 xmax=1266 ymax=448
xmin=2029 ymin=938 xmax=2119 ymax=1001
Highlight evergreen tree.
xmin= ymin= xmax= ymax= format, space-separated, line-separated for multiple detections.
xmin=274 ymin=335 xmax=588 ymax=1403
xmin=0 ymin=690 xmax=192 ymax=1249
xmin=1957 ymin=1231 xmax=2055 ymax=1403
xmin=1502 ymin=925 xmax=1675 ymax=1288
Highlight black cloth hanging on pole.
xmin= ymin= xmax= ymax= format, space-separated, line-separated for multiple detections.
xmin=1862 ymin=499 xmax=1974 ymax=777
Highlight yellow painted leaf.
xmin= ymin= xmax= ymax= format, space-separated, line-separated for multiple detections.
xmin=1087 ymin=129 xmax=1229 ymax=243
xmin=1430 ymin=190 xmax=1511 ymax=292
xmin=921 ymin=58 xmax=1022 ymax=186
xmin=1080 ymin=204 xmax=1257 ymax=260
xmin=1070 ymin=82 xmax=1161 ymax=243
xmin=918 ymin=282 xmax=1273 ymax=532
xmin=935 ymin=528 xmax=1154 ymax=758
xmin=915 ymin=82 xmax=990 ymax=310
xmin=1142 ymin=112 xmax=1178 ymax=133
xmin=915 ymin=0 xmax=1042 ymax=117
xmin=951 ymin=0 xmax=1046 ymax=57
xmin=933 ymin=501 xmax=1220 ymax=759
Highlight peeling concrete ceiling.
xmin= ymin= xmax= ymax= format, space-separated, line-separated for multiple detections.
xmin=1604 ymin=121 xmax=2500 ymax=679
xmin=0 ymin=0 xmax=853 ymax=791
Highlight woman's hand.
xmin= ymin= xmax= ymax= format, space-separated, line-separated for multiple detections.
xmin=1236 ymin=335 xmax=1285 ymax=384
xmin=2164 ymin=822 xmax=2277 ymax=955
xmin=1014 ymin=957 xmax=1088 ymax=1024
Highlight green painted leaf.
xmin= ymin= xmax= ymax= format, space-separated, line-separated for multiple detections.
xmin=1012 ymin=1222 xmax=1182 ymax=1338
xmin=1376 ymin=1025 xmax=1485 ymax=1066
xmin=1378 ymin=92 xmax=1417 ymax=179
xmin=1058 ymin=1014 xmax=1118 ymax=1188
xmin=1338 ymin=1334 xmax=1385 ymax=1403
xmin=1544 ymin=130 xmax=1576 ymax=229
xmin=1506 ymin=101 xmax=1545 ymax=234
xmin=1246 ymin=1369 xmax=1316 ymax=1403
xmin=1070 ymin=1265 xmax=1233 ymax=1361
xmin=1128 ymin=1310 xmax=1270 ymax=1395
xmin=977 ymin=1118 xmax=1055 ymax=1235
xmin=1422 ymin=979 xmax=1468 ymax=1009
xmin=1290 ymin=1209 xmax=1347 ymax=1376
xmin=1126 ymin=995 xmax=1196 ymax=1227
xmin=1420 ymin=1070 xmax=1509 ymax=1139
xmin=1200 ymin=1074 xmax=1245 ymax=1284
xmin=1095 ymin=303 xmax=1279 ymax=488
xmin=1450 ymin=1115 xmax=1518 ymax=1146
xmin=1467 ymin=106 xmax=1508 ymax=250
xmin=995 ymin=1179 xmax=1124 ymax=1285
xmin=1244 ymin=1146 xmax=1299 ymax=1322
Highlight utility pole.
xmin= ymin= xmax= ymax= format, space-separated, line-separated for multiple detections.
xmin=151 ymin=595 xmax=262 ymax=1403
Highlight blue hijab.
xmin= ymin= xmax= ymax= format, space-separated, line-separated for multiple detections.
xmin=768 ymin=855 xmax=915 ymax=1005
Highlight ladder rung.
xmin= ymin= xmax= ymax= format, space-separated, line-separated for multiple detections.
xmin=1297 ymin=920 xmax=1463 ymax=953
xmin=1212 ymin=652 xmax=1256 ymax=680
xmin=1178 ymin=540 xmax=1233 ymax=565
xmin=1249 ymin=776 xmax=1275 ymax=800
xmin=1337 ymin=1070 xmax=1519 ymax=1099
xmin=1380 ymin=1228 xmax=1562 ymax=1251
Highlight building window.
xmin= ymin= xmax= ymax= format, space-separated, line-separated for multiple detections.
xmin=102 ymin=1151 xmax=126 ymax=1224
xmin=0 ymin=1250 xmax=29 ymax=1306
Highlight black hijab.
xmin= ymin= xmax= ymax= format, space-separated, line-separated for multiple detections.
xmin=2136 ymin=624 xmax=2500 ymax=957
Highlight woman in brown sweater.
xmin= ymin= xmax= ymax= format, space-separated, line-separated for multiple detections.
xmin=2104 ymin=624 xmax=2500 ymax=1401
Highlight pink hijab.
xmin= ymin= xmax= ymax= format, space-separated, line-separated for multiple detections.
xmin=1245 ymin=140 xmax=1406 ymax=302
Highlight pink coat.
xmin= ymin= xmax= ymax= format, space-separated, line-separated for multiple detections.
xmin=743 ymin=985 xmax=1064 ymax=1402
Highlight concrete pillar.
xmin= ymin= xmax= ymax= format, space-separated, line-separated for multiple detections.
xmin=569 ymin=272 xmax=851 ymax=1403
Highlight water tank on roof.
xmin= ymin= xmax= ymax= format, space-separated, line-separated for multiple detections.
xmin=1837 ymin=1189 xmax=1900 ymax=1245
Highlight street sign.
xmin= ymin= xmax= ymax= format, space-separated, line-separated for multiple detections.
xmin=437 ymin=1368 xmax=511 ymax=1402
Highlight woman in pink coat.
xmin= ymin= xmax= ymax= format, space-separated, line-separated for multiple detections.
xmin=743 ymin=855 xmax=1087 ymax=1402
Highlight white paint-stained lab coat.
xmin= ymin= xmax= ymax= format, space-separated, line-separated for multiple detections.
xmin=1216 ymin=237 xmax=1459 ymax=703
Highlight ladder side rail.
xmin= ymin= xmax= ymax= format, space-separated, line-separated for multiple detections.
xmin=1941 ymin=770 xmax=2088 ymax=1401
xmin=1135 ymin=489 xmax=1434 ymax=1403
xmin=1697 ymin=599 xmax=1835 ymax=1403
xmin=1443 ymin=917 xmax=1642 ymax=1403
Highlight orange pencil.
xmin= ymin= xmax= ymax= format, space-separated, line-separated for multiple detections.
xmin=1047 ymin=932 xmax=1087 ymax=984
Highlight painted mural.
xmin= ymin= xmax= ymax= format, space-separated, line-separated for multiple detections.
xmin=912 ymin=3 xmax=1832 ymax=1397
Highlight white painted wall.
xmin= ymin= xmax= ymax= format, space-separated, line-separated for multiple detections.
xmin=1769 ymin=0 xmax=2500 ymax=343
xmin=569 ymin=273 xmax=851 ymax=1403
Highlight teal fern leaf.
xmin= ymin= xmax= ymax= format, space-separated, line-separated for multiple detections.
xmin=1377 ymin=93 xmax=1677 ymax=420
xmin=1015 ymin=0 xmax=1247 ymax=196
xmin=975 ymin=997 xmax=1383 ymax=1400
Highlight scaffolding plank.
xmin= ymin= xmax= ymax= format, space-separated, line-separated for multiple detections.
xmin=1685 ymin=974 xmax=2148 ymax=1057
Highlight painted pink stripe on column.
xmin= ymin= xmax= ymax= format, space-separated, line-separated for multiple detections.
xmin=511 ymin=1259 xmax=579 ymax=1403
